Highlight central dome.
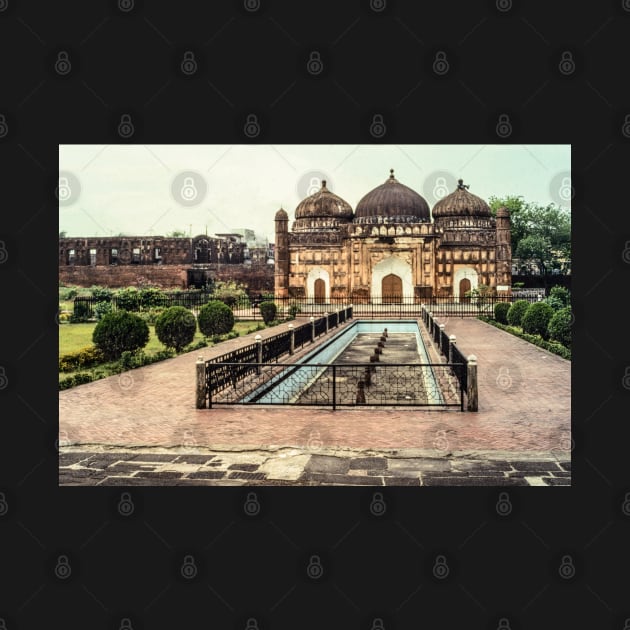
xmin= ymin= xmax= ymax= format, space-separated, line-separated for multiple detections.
xmin=354 ymin=170 xmax=430 ymax=224
xmin=292 ymin=180 xmax=353 ymax=231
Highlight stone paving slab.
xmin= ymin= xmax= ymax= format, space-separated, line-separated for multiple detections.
xmin=58 ymin=446 xmax=571 ymax=487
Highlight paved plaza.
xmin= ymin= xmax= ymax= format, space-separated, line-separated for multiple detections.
xmin=59 ymin=317 xmax=571 ymax=486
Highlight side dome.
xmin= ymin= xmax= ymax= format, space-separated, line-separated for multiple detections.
xmin=275 ymin=207 xmax=288 ymax=220
xmin=354 ymin=169 xmax=430 ymax=224
xmin=432 ymin=179 xmax=491 ymax=219
xmin=292 ymin=180 xmax=353 ymax=231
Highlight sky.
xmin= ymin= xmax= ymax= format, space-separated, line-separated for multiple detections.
xmin=59 ymin=144 xmax=571 ymax=243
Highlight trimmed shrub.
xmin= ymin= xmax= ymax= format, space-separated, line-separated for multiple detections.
xmin=259 ymin=301 xmax=277 ymax=325
xmin=494 ymin=301 xmax=511 ymax=324
xmin=94 ymin=300 xmax=113 ymax=320
xmin=548 ymin=307 xmax=572 ymax=348
xmin=92 ymin=310 xmax=150 ymax=360
xmin=90 ymin=286 xmax=113 ymax=302
xmin=59 ymin=346 xmax=105 ymax=372
xmin=115 ymin=287 xmax=141 ymax=312
xmin=139 ymin=287 xmax=169 ymax=309
xmin=288 ymin=304 xmax=301 ymax=319
xmin=155 ymin=306 xmax=197 ymax=352
xmin=197 ymin=300 xmax=234 ymax=337
xmin=506 ymin=300 xmax=530 ymax=327
xmin=521 ymin=301 xmax=554 ymax=339
xmin=548 ymin=285 xmax=571 ymax=308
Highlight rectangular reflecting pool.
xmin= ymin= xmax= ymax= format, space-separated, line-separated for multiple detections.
xmin=221 ymin=319 xmax=464 ymax=409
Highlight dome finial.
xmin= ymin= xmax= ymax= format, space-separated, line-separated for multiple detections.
xmin=457 ymin=179 xmax=469 ymax=190
xmin=390 ymin=169 xmax=395 ymax=179
xmin=321 ymin=179 xmax=327 ymax=189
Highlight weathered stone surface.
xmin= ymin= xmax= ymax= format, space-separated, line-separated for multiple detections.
xmin=422 ymin=476 xmax=527 ymax=486
xmin=304 ymin=455 xmax=350 ymax=474
xmin=349 ymin=457 xmax=388 ymax=470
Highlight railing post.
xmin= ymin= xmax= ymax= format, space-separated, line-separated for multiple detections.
xmin=196 ymin=356 xmax=206 ymax=409
xmin=467 ymin=354 xmax=478 ymax=412
xmin=288 ymin=323 xmax=294 ymax=355
xmin=255 ymin=334 xmax=262 ymax=375
xmin=310 ymin=316 xmax=315 ymax=343
xmin=449 ymin=334 xmax=456 ymax=364
xmin=439 ymin=323 xmax=445 ymax=353
xmin=324 ymin=312 xmax=329 ymax=334
xmin=428 ymin=311 xmax=434 ymax=335
xmin=332 ymin=364 xmax=337 ymax=411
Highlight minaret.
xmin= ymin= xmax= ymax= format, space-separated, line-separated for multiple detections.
xmin=274 ymin=207 xmax=289 ymax=298
xmin=495 ymin=207 xmax=512 ymax=292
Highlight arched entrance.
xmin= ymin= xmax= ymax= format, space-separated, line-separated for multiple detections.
xmin=459 ymin=278 xmax=471 ymax=303
xmin=314 ymin=278 xmax=326 ymax=304
xmin=382 ymin=274 xmax=402 ymax=304
xmin=371 ymin=256 xmax=413 ymax=304
xmin=453 ymin=267 xmax=478 ymax=303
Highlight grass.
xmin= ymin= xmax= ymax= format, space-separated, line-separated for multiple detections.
xmin=59 ymin=320 xmax=261 ymax=356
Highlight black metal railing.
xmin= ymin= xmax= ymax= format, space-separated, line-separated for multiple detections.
xmin=207 ymin=362 xmax=465 ymax=410
xmin=203 ymin=307 xmax=354 ymax=401
xmin=75 ymin=293 xmax=540 ymax=320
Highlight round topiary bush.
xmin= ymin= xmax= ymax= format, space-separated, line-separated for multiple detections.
xmin=494 ymin=301 xmax=511 ymax=324
xmin=155 ymin=306 xmax=197 ymax=352
xmin=92 ymin=310 xmax=150 ymax=360
xmin=259 ymin=301 xmax=277 ymax=324
xmin=521 ymin=301 xmax=554 ymax=339
xmin=547 ymin=307 xmax=572 ymax=347
xmin=506 ymin=300 xmax=531 ymax=327
xmin=197 ymin=300 xmax=234 ymax=337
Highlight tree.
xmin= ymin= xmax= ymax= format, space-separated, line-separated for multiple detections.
xmin=489 ymin=196 xmax=571 ymax=274
xmin=92 ymin=311 xmax=150 ymax=360
xmin=515 ymin=235 xmax=553 ymax=275
xmin=167 ymin=229 xmax=188 ymax=237
xmin=155 ymin=306 xmax=197 ymax=352
xmin=59 ymin=231 xmax=67 ymax=238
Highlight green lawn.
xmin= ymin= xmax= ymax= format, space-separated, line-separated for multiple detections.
xmin=59 ymin=321 xmax=260 ymax=356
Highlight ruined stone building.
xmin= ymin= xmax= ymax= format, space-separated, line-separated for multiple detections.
xmin=274 ymin=170 xmax=511 ymax=302
xmin=58 ymin=233 xmax=274 ymax=291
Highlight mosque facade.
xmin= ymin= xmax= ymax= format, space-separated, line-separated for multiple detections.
xmin=274 ymin=170 xmax=511 ymax=302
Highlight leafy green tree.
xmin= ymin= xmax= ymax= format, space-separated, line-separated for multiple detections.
xmin=489 ymin=196 xmax=571 ymax=273
xmin=167 ymin=229 xmax=188 ymax=237
xmin=155 ymin=306 xmax=197 ymax=352
xmin=197 ymin=301 xmax=234 ymax=337
xmin=515 ymin=235 xmax=553 ymax=275
xmin=92 ymin=311 xmax=149 ymax=360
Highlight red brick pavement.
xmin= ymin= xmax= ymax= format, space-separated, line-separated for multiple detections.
xmin=59 ymin=318 xmax=570 ymax=454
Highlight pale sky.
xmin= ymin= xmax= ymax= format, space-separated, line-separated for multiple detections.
xmin=59 ymin=144 xmax=571 ymax=242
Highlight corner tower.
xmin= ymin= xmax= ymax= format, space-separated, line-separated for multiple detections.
xmin=274 ymin=207 xmax=289 ymax=298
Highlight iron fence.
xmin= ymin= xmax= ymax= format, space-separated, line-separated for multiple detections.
xmin=207 ymin=362 xmax=465 ymax=410
xmin=74 ymin=293 xmax=540 ymax=320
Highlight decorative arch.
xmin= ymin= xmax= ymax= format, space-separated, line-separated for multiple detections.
xmin=371 ymin=256 xmax=413 ymax=304
xmin=453 ymin=266 xmax=479 ymax=302
xmin=306 ymin=267 xmax=330 ymax=302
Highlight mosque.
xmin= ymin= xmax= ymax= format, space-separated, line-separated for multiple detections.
xmin=274 ymin=170 xmax=512 ymax=302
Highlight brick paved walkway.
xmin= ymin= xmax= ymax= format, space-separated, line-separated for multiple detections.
xmin=59 ymin=317 xmax=571 ymax=485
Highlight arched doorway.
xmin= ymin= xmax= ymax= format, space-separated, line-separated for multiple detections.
xmin=382 ymin=274 xmax=402 ymax=304
xmin=459 ymin=278 xmax=471 ymax=303
xmin=314 ymin=278 xmax=326 ymax=304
